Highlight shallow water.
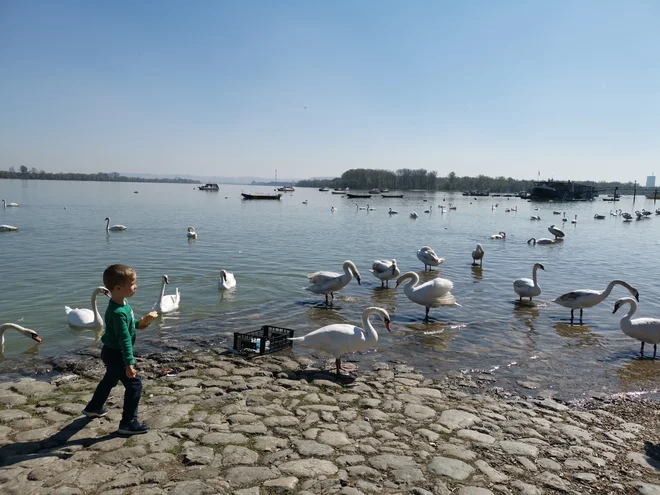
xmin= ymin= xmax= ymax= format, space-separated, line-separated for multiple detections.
xmin=1 ymin=179 xmax=659 ymax=399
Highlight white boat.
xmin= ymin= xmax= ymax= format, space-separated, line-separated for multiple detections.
xmin=198 ymin=183 xmax=219 ymax=191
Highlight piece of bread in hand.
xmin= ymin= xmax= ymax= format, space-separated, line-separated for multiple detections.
xmin=140 ymin=311 xmax=159 ymax=326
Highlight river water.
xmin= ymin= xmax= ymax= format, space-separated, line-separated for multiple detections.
xmin=1 ymin=179 xmax=659 ymax=399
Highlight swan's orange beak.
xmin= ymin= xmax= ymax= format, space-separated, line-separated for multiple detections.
xmin=32 ymin=335 xmax=42 ymax=342
xmin=385 ymin=319 xmax=391 ymax=332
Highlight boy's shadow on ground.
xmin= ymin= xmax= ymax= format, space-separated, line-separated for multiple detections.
xmin=279 ymin=368 xmax=356 ymax=385
xmin=0 ymin=417 xmax=119 ymax=467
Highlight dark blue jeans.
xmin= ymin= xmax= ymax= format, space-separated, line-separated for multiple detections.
xmin=86 ymin=346 xmax=142 ymax=425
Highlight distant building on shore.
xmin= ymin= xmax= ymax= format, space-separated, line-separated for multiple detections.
xmin=646 ymin=174 xmax=656 ymax=188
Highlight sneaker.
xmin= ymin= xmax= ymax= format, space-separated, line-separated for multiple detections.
xmin=82 ymin=407 xmax=109 ymax=418
xmin=117 ymin=420 xmax=150 ymax=435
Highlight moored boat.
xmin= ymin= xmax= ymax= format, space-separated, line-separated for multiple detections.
xmin=277 ymin=186 xmax=295 ymax=192
xmin=241 ymin=192 xmax=282 ymax=200
xmin=319 ymin=187 xmax=329 ymax=192
xmin=382 ymin=194 xmax=403 ymax=198
xmin=198 ymin=183 xmax=220 ymax=191
xmin=346 ymin=193 xmax=372 ymax=198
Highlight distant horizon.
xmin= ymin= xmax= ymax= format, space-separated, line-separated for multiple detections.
xmin=0 ymin=164 xmax=650 ymax=186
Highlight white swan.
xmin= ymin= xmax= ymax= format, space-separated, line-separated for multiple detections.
xmin=554 ymin=280 xmax=639 ymax=323
xmin=105 ymin=217 xmax=127 ymax=232
xmin=2 ymin=199 xmax=18 ymax=208
xmin=218 ymin=269 xmax=236 ymax=290
xmin=288 ymin=307 xmax=391 ymax=376
xmin=65 ymin=286 xmax=110 ymax=328
xmin=471 ymin=244 xmax=484 ymax=266
xmin=302 ymin=200 xmax=308 ymax=205
xmin=513 ymin=263 xmax=545 ymax=301
xmin=331 ymin=206 xmax=337 ymax=212
xmin=396 ymin=271 xmax=457 ymax=321
xmin=622 ymin=212 xmax=633 ymax=221
xmin=367 ymin=204 xmax=375 ymax=211
xmin=490 ymin=231 xmax=506 ymax=240
xmin=0 ymin=225 xmax=19 ymax=232
xmin=153 ymin=275 xmax=181 ymax=313
xmin=355 ymin=203 xmax=366 ymax=210
xmin=410 ymin=211 xmax=419 ymax=219
xmin=594 ymin=214 xmax=606 ymax=220
xmin=417 ymin=246 xmax=444 ymax=271
xmin=370 ymin=259 xmax=400 ymax=288
xmin=0 ymin=323 xmax=42 ymax=346
xmin=306 ymin=260 xmax=361 ymax=305
xmin=187 ymin=226 xmax=197 ymax=239
xmin=448 ymin=203 xmax=456 ymax=210
xmin=548 ymin=224 xmax=565 ymax=238
xmin=424 ymin=205 xmax=432 ymax=213
xmin=571 ymin=214 xmax=578 ymax=224
xmin=388 ymin=208 xmax=398 ymax=215
xmin=613 ymin=297 xmax=660 ymax=359
xmin=553 ymin=211 xmax=562 ymax=215
xmin=527 ymin=237 xmax=559 ymax=245
xmin=530 ymin=215 xmax=541 ymax=221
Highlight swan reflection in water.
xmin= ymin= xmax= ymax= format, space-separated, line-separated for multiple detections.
xmin=471 ymin=265 xmax=483 ymax=281
xmin=615 ymin=357 xmax=660 ymax=394
xmin=0 ymin=342 xmax=42 ymax=360
xmin=553 ymin=322 xmax=602 ymax=346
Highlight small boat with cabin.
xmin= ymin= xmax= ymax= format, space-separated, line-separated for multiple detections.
xmin=198 ymin=183 xmax=220 ymax=191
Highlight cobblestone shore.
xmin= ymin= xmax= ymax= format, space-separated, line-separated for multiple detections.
xmin=0 ymin=349 xmax=659 ymax=494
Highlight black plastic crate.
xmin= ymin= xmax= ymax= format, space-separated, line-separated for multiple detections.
xmin=233 ymin=325 xmax=295 ymax=356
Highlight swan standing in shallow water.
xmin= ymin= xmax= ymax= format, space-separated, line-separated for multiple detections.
xmin=613 ymin=297 xmax=660 ymax=359
xmin=218 ymin=270 xmax=236 ymax=290
xmin=396 ymin=271 xmax=457 ymax=321
xmin=2 ymin=199 xmax=19 ymax=208
xmin=490 ymin=231 xmax=506 ymax=240
xmin=65 ymin=287 xmax=110 ymax=328
xmin=0 ymin=225 xmax=19 ymax=232
xmin=571 ymin=214 xmax=578 ymax=224
xmin=187 ymin=227 xmax=197 ymax=239
xmin=513 ymin=263 xmax=545 ymax=301
xmin=417 ymin=246 xmax=444 ymax=271
xmin=289 ymin=307 xmax=391 ymax=376
xmin=105 ymin=217 xmax=127 ymax=232
xmin=153 ymin=275 xmax=181 ymax=313
xmin=0 ymin=323 xmax=42 ymax=346
xmin=548 ymin=224 xmax=565 ymax=239
xmin=554 ymin=280 xmax=639 ymax=323
xmin=388 ymin=208 xmax=398 ymax=215
xmin=371 ymin=259 xmax=400 ymax=288
xmin=471 ymin=244 xmax=484 ymax=266
xmin=306 ymin=260 xmax=361 ymax=305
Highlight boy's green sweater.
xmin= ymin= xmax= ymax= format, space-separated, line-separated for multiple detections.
xmin=102 ymin=299 xmax=140 ymax=366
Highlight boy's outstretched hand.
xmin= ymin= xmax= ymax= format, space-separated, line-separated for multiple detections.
xmin=138 ymin=312 xmax=159 ymax=329
xmin=126 ymin=365 xmax=137 ymax=379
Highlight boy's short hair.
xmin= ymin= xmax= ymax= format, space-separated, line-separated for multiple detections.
xmin=103 ymin=264 xmax=136 ymax=290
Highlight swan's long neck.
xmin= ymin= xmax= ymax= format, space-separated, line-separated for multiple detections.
xmin=528 ymin=238 xmax=536 ymax=245
xmin=105 ymin=218 xmax=110 ymax=231
xmin=342 ymin=262 xmax=356 ymax=280
xmin=601 ymin=280 xmax=632 ymax=302
xmin=160 ymin=278 xmax=167 ymax=300
xmin=403 ymin=272 xmax=420 ymax=291
xmin=361 ymin=308 xmax=382 ymax=344
xmin=0 ymin=323 xmax=30 ymax=345
xmin=91 ymin=290 xmax=103 ymax=325
xmin=532 ymin=266 xmax=540 ymax=286
xmin=619 ymin=300 xmax=638 ymax=333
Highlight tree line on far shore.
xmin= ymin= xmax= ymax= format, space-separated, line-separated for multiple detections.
xmin=0 ymin=166 xmax=199 ymax=184
xmin=296 ymin=168 xmax=639 ymax=194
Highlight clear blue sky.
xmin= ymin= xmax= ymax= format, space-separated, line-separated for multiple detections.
xmin=1 ymin=1 xmax=659 ymax=181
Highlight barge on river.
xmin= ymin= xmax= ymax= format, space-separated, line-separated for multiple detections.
xmin=529 ymin=180 xmax=597 ymax=201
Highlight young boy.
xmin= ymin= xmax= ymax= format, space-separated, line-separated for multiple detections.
xmin=83 ymin=264 xmax=157 ymax=435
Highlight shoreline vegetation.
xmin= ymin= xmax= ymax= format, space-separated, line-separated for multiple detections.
xmin=0 ymin=347 xmax=658 ymax=493
xmin=295 ymin=168 xmax=641 ymax=194
xmin=0 ymin=167 xmax=199 ymax=184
